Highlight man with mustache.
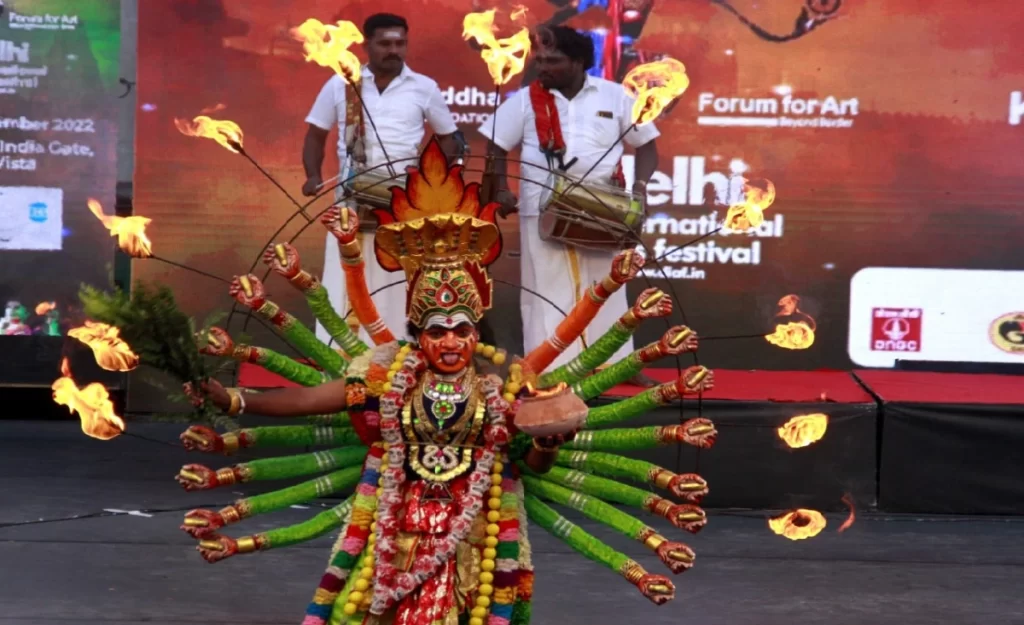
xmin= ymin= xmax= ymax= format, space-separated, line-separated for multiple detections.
xmin=302 ymin=12 xmax=461 ymax=345
xmin=478 ymin=25 xmax=660 ymax=384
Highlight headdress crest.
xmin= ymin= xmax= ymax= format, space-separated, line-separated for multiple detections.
xmin=373 ymin=138 xmax=503 ymax=328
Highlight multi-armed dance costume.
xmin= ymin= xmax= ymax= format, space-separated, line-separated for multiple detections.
xmin=174 ymin=139 xmax=717 ymax=625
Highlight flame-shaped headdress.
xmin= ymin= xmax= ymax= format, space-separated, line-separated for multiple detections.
xmin=373 ymin=138 xmax=503 ymax=328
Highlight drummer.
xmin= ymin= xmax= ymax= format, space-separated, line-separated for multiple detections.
xmin=302 ymin=12 xmax=461 ymax=344
xmin=477 ymin=25 xmax=660 ymax=383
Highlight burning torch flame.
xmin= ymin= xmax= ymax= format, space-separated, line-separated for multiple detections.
xmin=52 ymin=358 xmax=126 ymax=440
xmin=510 ymin=5 xmax=528 ymax=22
xmin=777 ymin=413 xmax=828 ymax=448
xmin=87 ymin=198 xmax=153 ymax=258
xmin=173 ymin=115 xmax=244 ymax=154
xmin=766 ymin=322 xmax=816 ymax=349
xmin=766 ymin=294 xmax=816 ymax=350
xmin=291 ymin=18 xmax=364 ymax=84
xmin=839 ymin=493 xmax=856 ymax=534
xmin=768 ymin=509 xmax=826 ymax=540
xmin=68 ymin=321 xmax=140 ymax=372
xmin=463 ymin=10 xmax=531 ymax=86
xmin=35 ymin=301 xmax=57 ymax=315
xmin=724 ymin=179 xmax=776 ymax=231
xmin=623 ymin=58 xmax=690 ymax=125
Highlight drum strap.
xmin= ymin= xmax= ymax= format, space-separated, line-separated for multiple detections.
xmin=529 ymin=81 xmax=626 ymax=188
xmin=344 ymin=78 xmax=367 ymax=167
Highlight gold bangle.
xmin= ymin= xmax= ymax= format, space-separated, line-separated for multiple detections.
xmin=256 ymin=301 xmax=280 ymax=318
xmin=620 ymin=311 xmax=639 ymax=329
xmin=218 ymin=505 xmax=242 ymax=525
xmin=339 ymin=240 xmax=362 ymax=260
xmin=235 ymin=536 xmax=259 ymax=554
xmin=221 ymin=432 xmax=240 ymax=454
xmin=215 ymin=467 xmax=238 ymax=486
xmin=601 ymin=275 xmax=620 ymax=293
xmin=226 ymin=389 xmax=242 ymax=416
xmin=620 ymin=560 xmax=645 ymax=584
xmin=289 ymin=271 xmax=318 ymax=292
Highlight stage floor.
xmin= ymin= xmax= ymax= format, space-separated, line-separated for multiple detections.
xmin=2 ymin=421 xmax=1023 ymax=625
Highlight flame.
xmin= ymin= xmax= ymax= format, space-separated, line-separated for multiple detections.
xmin=173 ymin=115 xmax=244 ymax=154
xmin=768 ymin=509 xmax=826 ymax=540
xmin=766 ymin=322 xmax=816 ymax=349
xmin=290 ymin=18 xmax=364 ymax=84
xmin=87 ymin=198 xmax=153 ymax=258
xmin=838 ymin=493 xmax=856 ymax=533
xmin=52 ymin=358 xmax=126 ymax=440
xmin=510 ymin=4 xmax=528 ymax=22
xmin=462 ymin=10 xmax=531 ymax=85
xmin=622 ymin=58 xmax=690 ymax=125
xmin=766 ymin=294 xmax=816 ymax=350
xmin=724 ymin=179 xmax=776 ymax=231
xmin=777 ymin=413 xmax=828 ymax=448
xmin=200 ymin=103 xmax=227 ymax=114
xmin=374 ymin=138 xmax=502 ymax=270
xmin=35 ymin=301 xmax=57 ymax=315
xmin=68 ymin=321 xmax=140 ymax=372
xmin=777 ymin=294 xmax=801 ymax=316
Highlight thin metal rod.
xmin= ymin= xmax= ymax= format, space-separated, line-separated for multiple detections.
xmin=232 ymin=142 xmax=312 ymax=222
xmin=150 ymin=255 xmax=230 ymax=284
xmin=655 ymin=227 xmax=723 ymax=262
xmin=701 ymin=333 xmax=769 ymax=341
xmin=562 ymin=122 xmax=637 ymax=196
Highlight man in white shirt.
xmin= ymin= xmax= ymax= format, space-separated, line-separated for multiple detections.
xmin=302 ymin=13 xmax=459 ymax=346
xmin=478 ymin=25 xmax=660 ymax=381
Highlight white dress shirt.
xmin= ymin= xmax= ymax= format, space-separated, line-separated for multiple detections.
xmin=477 ymin=75 xmax=660 ymax=216
xmin=305 ymin=63 xmax=457 ymax=171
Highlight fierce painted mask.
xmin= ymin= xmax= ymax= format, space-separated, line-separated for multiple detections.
xmin=419 ymin=313 xmax=479 ymax=373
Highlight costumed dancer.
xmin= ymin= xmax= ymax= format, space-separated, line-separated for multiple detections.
xmin=477 ymin=26 xmax=660 ymax=380
xmin=302 ymin=12 xmax=461 ymax=346
xmin=168 ymin=139 xmax=717 ymax=625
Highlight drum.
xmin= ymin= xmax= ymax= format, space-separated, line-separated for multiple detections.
xmin=538 ymin=174 xmax=645 ymax=251
xmin=342 ymin=167 xmax=408 ymax=232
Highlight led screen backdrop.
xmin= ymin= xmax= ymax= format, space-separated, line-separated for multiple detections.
xmin=0 ymin=0 xmax=121 ymax=339
xmin=134 ymin=0 xmax=1024 ymax=370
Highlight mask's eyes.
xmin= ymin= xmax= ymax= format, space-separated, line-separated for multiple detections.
xmin=454 ymin=324 xmax=475 ymax=339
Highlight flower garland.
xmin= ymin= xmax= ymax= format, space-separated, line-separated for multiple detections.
xmin=301 ymin=444 xmax=384 ymax=625
xmin=370 ymin=354 xmax=510 ymax=616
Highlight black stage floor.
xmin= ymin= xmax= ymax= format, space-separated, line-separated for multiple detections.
xmin=2 ymin=421 xmax=1023 ymax=625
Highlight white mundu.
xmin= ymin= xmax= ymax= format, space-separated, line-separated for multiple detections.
xmin=305 ymin=64 xmax=456 ymax=345
xmin=478 ymin=75 xmax=659 ymax=369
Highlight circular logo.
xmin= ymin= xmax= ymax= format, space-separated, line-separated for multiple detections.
xmin=989 ymin=312 xmax=1024 ymax=354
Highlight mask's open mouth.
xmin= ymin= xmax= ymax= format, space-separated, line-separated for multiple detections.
xmin=441 ymin=353 xmax=462 ymax=366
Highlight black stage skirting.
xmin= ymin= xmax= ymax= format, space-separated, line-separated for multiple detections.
xmin=857 ymin=370 xmax=1024 ymax=515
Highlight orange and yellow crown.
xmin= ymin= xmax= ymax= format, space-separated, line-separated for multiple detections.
xmin=372 ymin=138 xmax=503 ymax=328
